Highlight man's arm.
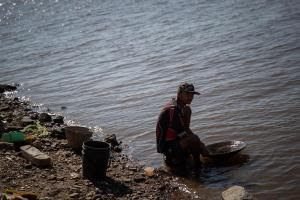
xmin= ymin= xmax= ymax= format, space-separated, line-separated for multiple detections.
xmin=158 ymin=109 xmax=169 ymax=134
xmin=156 ymin=109 xmax=170 ymax=153
xmin=182 ymin=106 xmax=194 ymax=135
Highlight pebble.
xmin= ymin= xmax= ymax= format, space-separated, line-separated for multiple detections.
xmin=221 ymin=185 xmax=253 ymax=200
xmin=24 ymin=163 xmax=32 ymax=169
xmin=69 ymin=193 xmax=79 ymax=198
xmin=134 ymin=175 xmax=146 ymax=183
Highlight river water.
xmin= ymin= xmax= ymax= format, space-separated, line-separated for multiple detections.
xmin=1 ymin=0 xmax=300 ymax=199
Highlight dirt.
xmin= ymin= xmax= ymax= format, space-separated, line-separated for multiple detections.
xmin=0 ymin=85 xmax=200 ymax=200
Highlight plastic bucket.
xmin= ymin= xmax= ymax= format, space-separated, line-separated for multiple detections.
xmin=64 ymin=126 xmax=93 ymax=149
xmin=82 ymin=140 xmax=110 ymax=180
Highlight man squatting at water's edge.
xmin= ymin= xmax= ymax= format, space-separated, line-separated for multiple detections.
xmin=156 ymin=82 xmax=209 ymax=174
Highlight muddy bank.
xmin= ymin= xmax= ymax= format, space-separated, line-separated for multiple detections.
xmin=0 ymin=84 xmax=198 ymax=200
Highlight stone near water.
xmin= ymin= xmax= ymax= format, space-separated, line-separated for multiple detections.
xmin=104 ymin=133 xmax=119 ymax=147
xmin=221 ymin=185 xmax=254 ymax=200
xmin=53 ymin=116 xmax=64 ymax=124
xmin=144 ymin=167 xmax=155 ymax=177
xmin=50 ymin=128 xmax=65 ymax=139
xmin=0 ymin=84 xmax=17 ymax=93
xmin=20 ymin=145 xmax=51 ymax=167
xmin=39 ymin=113 xmax=52 ymax=123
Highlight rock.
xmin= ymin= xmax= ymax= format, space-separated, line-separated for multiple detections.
xmin=6 ymin=117 xmax=13 ymax=123
xmin=113 ymin=146 xmax=122 ymax=152
xmin=24 ymin=108 xmax=32 ymax=112
xmin=31 ymin=140 xmax=43 ymax=149
xmin=48 ymin=175 xmax=57 ymax=181
xmin=128 ymin=167 xmax=138 ymax=172
xmin=133 ymin=175 xmax=146 ymax=183
xmin=48 ymin=187 xmax=63 ymax=197
xmin=6 ymin=125 xmax=23 ymax=132
xmin=53 ymin=116 xmax=64 ymax=124
xmin=95 ymin=188 xmax=101 ymax=194
xmin=39 ymin=113 xmax=52 ymax=123
xmin=21 ymin=116 xmax=35 ymax=127
xmin=0 ymin=84 xmax=17 ymax=93
xmin=29 ymin=112 xmax=39 ymax=120
xmin=0 ymin=193 xmax=28 ymax=200
xmin=86 ymin=191 xmax=95 ymax=198
xmin=3 ymin=189 xmax=37 ymax=200
xmin=222 ymin=185 xmax=254 ymax=200
xmin=40 ymin=197 xmax=52 ymax=200
xmin=50 ymin=128 xmax=65 ymax=139
xmin=70 ymin=172 xmax=80 ymax=179
xmin=144 ymin=167 xmax=155 ymax=177
xmin=24 ymin=163 xmax=32 ymax=169
xmin=104 ymin=134 xmax=119 ymax=147
xmin=0 ymin=106 xmax=10 ymax=112
xmin=69 ymin=193 xmax=79 ymax=198
xmin=120 ymin=177 xmax=131 ymax=183
xmin=20 ymin=145 xmax=51 ymax=167
xmin=0 ymin=120 xmax=4 ymax=132
xmin=0 ymin=142 xmax=15 ymax=150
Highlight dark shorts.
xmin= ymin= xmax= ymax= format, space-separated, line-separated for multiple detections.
xmin=163 ymin=140 xmax=187 ymax=166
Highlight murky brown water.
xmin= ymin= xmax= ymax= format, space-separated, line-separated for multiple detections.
xmin=1 ymin=0 xmax=300 ymax=199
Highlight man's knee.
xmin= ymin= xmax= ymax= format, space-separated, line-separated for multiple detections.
xmin=180 ymin=134 xmax=199 ymax=149
xmin=187 ymin=134 xmax=200 ymax=144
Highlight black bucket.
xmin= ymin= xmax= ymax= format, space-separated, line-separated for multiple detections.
xmin=82 ymin=140 xmax=110 ymax=180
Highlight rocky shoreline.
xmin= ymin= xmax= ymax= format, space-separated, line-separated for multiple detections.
xmin=0 ymin=84 xmax=255 ymax=200
xmin=0 ymin=84 xmax=197 ymax=200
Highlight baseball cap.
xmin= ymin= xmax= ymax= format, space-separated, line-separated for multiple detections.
xmin=178 ymin=82 xmax=200 ymax=95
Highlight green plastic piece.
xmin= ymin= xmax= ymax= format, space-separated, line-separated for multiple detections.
xmin=1 ymin=131 xmax=26 ymax=143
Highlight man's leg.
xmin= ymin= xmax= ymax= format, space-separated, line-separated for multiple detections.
xmin=179 ymin=134 xmax=209 ymax=170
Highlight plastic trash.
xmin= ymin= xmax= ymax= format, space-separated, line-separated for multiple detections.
xmin=0 ymin=131 xmax=26 ymax=143
xmin=21 ymin=122 xmax=48 ymax=138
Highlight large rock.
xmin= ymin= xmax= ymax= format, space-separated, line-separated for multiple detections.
xmin=222 ymin=185 xmax=254 ymax=200
xmin=0 ymin=84 xmax=17 ymax=93
xmin=39 ymin=113 xmax=52 ymax=123
xmin=20 ymin=145 xmax=51 ymax=167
